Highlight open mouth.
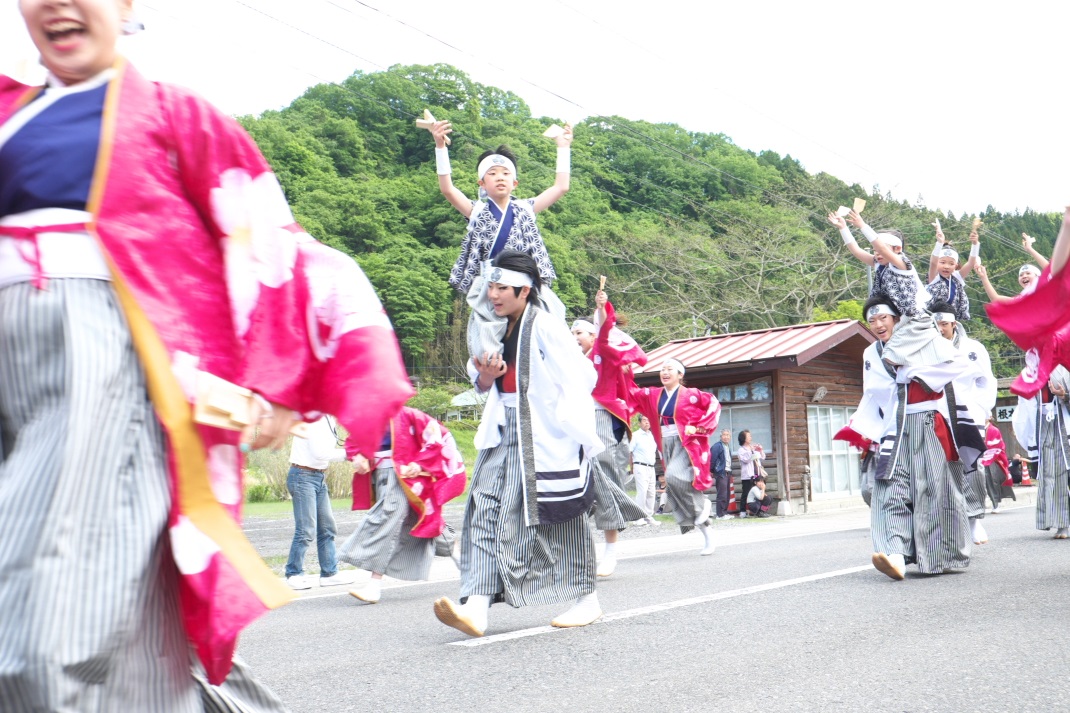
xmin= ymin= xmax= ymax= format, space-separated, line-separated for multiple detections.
xmin=45 ymin=19 xmax=86 ymax=43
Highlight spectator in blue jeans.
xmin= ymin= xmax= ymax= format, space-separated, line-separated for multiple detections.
xmin=285 ymin=416 xmax=355 ymax=590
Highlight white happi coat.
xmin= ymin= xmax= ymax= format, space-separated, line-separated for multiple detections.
xmin=470 ymin=304 xmax=604 ymax=525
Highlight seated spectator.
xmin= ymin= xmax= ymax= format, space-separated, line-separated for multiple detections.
xmin=654 ymin=473 xmax=673 ymax=514
xmin=746 ymin=475 xmax=773 ymax=517
xmin=1009 ymin=454 xmax=1023 ymax=485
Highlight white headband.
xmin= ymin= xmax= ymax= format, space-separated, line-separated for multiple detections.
xmin=487 ymin=266 xmax=532 ymax=288
xmin=932 ymin=312 xmax=956 ymax=324
xmin=866 ymin=304 xmax=898 ymax=320
xmin=938 ymin=246 xmax=959 ymax=262
xmin=1020 ymin=264 xmax=1041 ymax=277
xmin=571 ymin=319 xmax=596 ymax=334
xmin=662 ymin=358 xmax=686 ymax=375
xmin=877 ymin=233 xmax=902 ymax=249
xmin=477 ymin=154 xmax=517 ymax=182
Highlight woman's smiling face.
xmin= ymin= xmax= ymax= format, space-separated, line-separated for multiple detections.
xmin=19 ymin=0 xmax=131 ymax=85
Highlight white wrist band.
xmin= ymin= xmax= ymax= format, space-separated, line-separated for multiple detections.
xmin=969 ymin=243 xmax=980 ymax=258
xmin=839 ymin=227 xmax=856 ymax=246
xmin=932 ymin=241 xmax=943 ymax=257
xmin=859 ymin=224 xmax=880 ymax=244
xmin=556 ymin=146 xmax=570 ymax=174
xmin=435 ymin=146 xmax=451 ymax=176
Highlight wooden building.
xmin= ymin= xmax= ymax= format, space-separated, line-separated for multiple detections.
xmin=634 ymin=319 xmax=876 ymax=513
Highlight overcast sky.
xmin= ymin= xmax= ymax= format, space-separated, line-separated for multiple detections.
xmin=2 ymin=0 xmax=1066 ymax=218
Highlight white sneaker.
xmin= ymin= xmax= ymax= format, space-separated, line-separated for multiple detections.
xmin=971 ymin=520 xmax=989 ymax=545
xmin=286 ymin=575 xmax=311 ymax=591
xmin=319 ymin=571 xmax=356 ymax=587
xmin=695 ymin=497 xmax=712 ymax=526
xmin=645 ymin=516 xmax=658 ymax=526
xmin=990 ymin=507 xmax=1001 ymax=514
xmin=630 ymin=519 xmax=649 ymax=527
xmin=597 ymin=556 xmax=617 ymax=578
xmin=718 ymin=514 xmax=733 ymax=521
xmin=740 ymin=511 xmax=748 ymax=519
xmin=551 ymin=593 xmax=602 ymax=628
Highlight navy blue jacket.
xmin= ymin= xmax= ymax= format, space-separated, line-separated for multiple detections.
xmin=710 ymin=440 xmax=731 ymax=475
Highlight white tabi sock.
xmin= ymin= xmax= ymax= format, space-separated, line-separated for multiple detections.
xmin=551 ymin=591 xmax=602 ymax=628
xmin=461 ymin=594 xmax=491 ymax=632
xmin=698 ymin=523 xmax=715 ymax=555
xmin=603 ymin=541 xmax=617 ymax=559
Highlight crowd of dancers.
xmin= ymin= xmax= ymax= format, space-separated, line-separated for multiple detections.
xmin=2 ymin=2 xmax=1069 ymax=710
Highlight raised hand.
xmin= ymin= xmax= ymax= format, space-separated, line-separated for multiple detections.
xmin=431 ymin=120 xmax=453 ymax=149
xmin=827 ymin=211 xmax=847 ymax=230
xmin=555 ymin=123 xmax=574 ymax=148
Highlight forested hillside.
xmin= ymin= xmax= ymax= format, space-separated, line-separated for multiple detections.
xmin=238 ymin=63 xmax=1060 ymax=381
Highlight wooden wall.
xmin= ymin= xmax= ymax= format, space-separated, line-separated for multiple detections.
xmin=778 ymin=349 xmax=866 ymax=501
xmin=667 ymin=337 xmax=870 ymax=507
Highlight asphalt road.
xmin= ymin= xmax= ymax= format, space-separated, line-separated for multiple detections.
xmin=238 ymin=502 xmax=1070 ymax=713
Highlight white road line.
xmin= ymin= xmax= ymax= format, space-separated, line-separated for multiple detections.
xmin=284 ymin=523 xmax=871 ymax=602
xmin=449 ymin=564 xmax=874 ymax=647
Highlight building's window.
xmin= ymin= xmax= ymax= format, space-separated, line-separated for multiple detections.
xmin=806 ymin=405 xmax=861 ymax=497
xmin=717 ymin=404 xmax=773 ymax=455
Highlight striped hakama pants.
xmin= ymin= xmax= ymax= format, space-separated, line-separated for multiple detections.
xmin=338 ymin=463 xmax=434 ymax=580
xmin=661 ymin=433 xmax=708 ymax=534
xmin=590 ymin=409 xmax=647 ymax=530
xmin=870 ymin=410 xmax=971 ymax=574
xmin=0 ymin=280 xmax=285 ymax=712
xmin=459 ymin=406 xmax=595 ymax=607
xmin=1035 ymin=412 xmax=1070 ymax=531
xmin=962 ymin=459 xmax=988 ymax=520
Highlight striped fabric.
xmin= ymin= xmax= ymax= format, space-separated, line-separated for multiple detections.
xmin=590 ymin=409 xmax=647 ymax=530
xmin=961 ymin=434 xmax=988 ymax=520
xmin=0 ymin=280 xmax=285 ymax=711
xmin=459 ymin=406 xmax=595 ymax=607
xmin=1035 ymin=404 xmax=1070 ymax=530
xmin=337 ymin=464 xmax=435 ymax=580
xmin=870 ymin=410 xmax=971 ymax=574
xmin=661 ymin=434 xmax=709 ymax=534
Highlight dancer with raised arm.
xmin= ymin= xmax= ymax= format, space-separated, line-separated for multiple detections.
xmin=571 ymin=288 xmax=648 ymax=577
xmin=433 ymin=251 xmax=603 ymax=637
xmin=429 ymin=119 xmax=572 ymax=358
xmin=0 ymin=1 xmax=412 ymax=708
xmin=925 ymin=223 xmax=979 ymax=320
xmin=828 ymin=208 xmax=950 ymax=368
xmin=632 ymin=361 xmax=720 ymax=554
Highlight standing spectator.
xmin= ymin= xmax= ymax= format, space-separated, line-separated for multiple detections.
xmin=737 ymin=430 xmax=764 ymax=519
xmin=630 ymin=415 xmax=659 ymax=526
xmin=285 ymin=416 xmax=354 ymax=590
xmin=711 ymin=428 xmax=734 ymax=519
xmin=746 ymin=475 xmax=773 ymax=517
